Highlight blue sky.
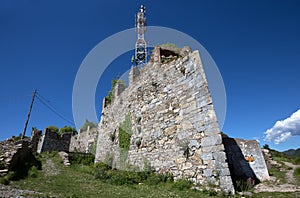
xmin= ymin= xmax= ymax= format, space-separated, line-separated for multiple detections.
xmin=0 ymin=0 xmax=299 ymax=151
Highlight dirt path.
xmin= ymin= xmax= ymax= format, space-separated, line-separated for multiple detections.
xmin=284 ymin=161 xmax=300 ymax=185
xmin=254 ymin=161 xmax=300 ymax=193
xmin=0 ymin=184 xmax=41 ymax=198
xmin=44 ymin=158 xmax=60 ymax=176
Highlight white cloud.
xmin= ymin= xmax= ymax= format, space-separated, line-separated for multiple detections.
xmin=264 ymin=109 xmax=300 ymax=144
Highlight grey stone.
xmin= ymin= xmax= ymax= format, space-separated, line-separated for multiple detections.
xmin=201 ymin=135 xmax=222 ymax=147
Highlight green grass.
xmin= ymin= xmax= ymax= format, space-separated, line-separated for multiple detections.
xmin=252 ymin=192 xmax=300 ymax=198
xmin=268 ymin=166 xmax=287 ymax=184
xmin=10 ymin=153 xmax=214 ymax=198
xmin=294 ymin=167 xmax=300 ymax=186
xmin=7 ymin=152 xmax=300 ymax=198
xmin=12 ymin=165 xmax=210 ymax=198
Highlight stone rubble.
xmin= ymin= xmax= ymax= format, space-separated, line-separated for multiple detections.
xmin=58 ymin=151 xmax=71 ymax=166
xmin=0 ymin=184 xmax=42 ymax=198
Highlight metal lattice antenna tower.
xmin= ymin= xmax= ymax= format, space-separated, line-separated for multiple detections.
xmin=135 ymin=5 xmax=147 ymax=66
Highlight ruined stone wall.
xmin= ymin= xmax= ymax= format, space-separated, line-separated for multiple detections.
xmin=223 ymin=138 xmax=269 ymax=183
xmin=0 ymin=139 xmax=40 ymax=176
xmin=37 ymin=128 xmax=72 ymax=153
xmin=95 ymin=49 xmax=235 ymax=193
xmin=30 ymin=130 xmax=42 ymax=153
xmin=69 ymin=126 xmax=97 ymax=153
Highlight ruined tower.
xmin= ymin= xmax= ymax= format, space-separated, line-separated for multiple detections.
xmin=95 ymin=5 xmax=235 ymax=194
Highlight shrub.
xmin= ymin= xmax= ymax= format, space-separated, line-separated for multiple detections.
xmin=28 ymin=166 xmax=38 ymax=178
xmin=80 ymin=119 xmax=97 ymax=131
xmin=172 ymin=179 xmax=193 ymax=191
xmin=203 ymin=189 xmax=218 ymax=196
xmin=47 ymin=126 xmax=59 ymax=133
xmin=94 ymin=168 xmax=109 ymax=180
xmin=294 ymin=167 xmax=300 ymax=176
xmin=0 ymin=177 xmax=9 ymax=185
xmin=103 ymin=154 xmax=113 ymax=168
xmin=94 ymin=162 xmax=112 ymax=180
xmin=145 ymin=173 xmax=162 ymax=185
xmin=0 ymin=161 xmax=5 ymax=170
xmin=69 ymin=153 xmax=95 ymax=166
xmin=236 ymin=179 xmax=252 ymax=192
xmin=94 ymin=164 xmax=173 ymax=186
xmin=263 ymin=144 xmax=270 ymax=149
xmin=105 ymin=79 xmax=126 ymax=106
xmin=294 ymin=157 xmax=300 ymax=165
xmin=59 ymin=126 xmax=76 ymax=134
xmin=94 ymin=162 xmax=111 ymax=171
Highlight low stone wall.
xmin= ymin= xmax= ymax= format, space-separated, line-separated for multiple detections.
xmin=69 ymin=127 xmax=97 ymax=153
xmin=37 ymin=128 xmax=72 ymax=153
xmin=0 ymin=139 xmax=41 ymax=177
xmin=223 ymin=137 xmax=269 ymax=185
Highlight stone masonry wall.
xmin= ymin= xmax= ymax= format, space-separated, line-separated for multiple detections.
xmin=37 ymin=128 xmax=72 ymax=153
xmin=95 ymin=49 xmax=235 ymax=193
xmin=69 ymin=126 xmax=97 ymax=153
xmin=223 ymin=137 xmax=270 ymax=183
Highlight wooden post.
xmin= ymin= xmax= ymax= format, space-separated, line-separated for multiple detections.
xmin=21 ymin=89 xmax=37 ymax=139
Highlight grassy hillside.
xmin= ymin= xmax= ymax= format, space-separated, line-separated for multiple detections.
xmin=284 ymin=148 xmax=300 ymax=158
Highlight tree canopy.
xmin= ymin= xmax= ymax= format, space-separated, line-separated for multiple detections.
xmin=47 ymin=126 xmax=59 ymax=133
xmin=80 ymin=119 xmax=97 ymax=131
xmin=60 ymin=126 xmax=76 ymax=134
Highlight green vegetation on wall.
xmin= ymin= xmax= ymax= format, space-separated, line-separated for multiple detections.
xmin=105 ymin=78 xmax=126 ymax=106
xmin=118 ymin=113 xmax=132 ymax=167
xmin=47 ymin=125 xmax=77 ymax=135
xmin=59 ymin=126 xmax=76 ymax=134
xmin=80 ymin=119 xmax=97 ymax=131
xmin=118 ymin=113 xmax=132 ymax=150
xmin=47 ymin=126 xmax=59 ymax=133
xmin=90 ymin=133 xmax=98 ymax=156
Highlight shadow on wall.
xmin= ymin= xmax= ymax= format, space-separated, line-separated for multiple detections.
xmin=9 ymin=141 xmax=42 ymax=180
xmin=222 ymin=137 xmax=260 ymax=190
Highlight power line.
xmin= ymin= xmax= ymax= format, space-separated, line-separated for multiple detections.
xmin=36 ymin=93 xmax=75 ymax=126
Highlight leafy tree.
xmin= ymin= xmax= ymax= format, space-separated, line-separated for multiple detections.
xmin=47 ymin=126 xmax=59 ymax=133
xmin=60 ymin=126 xmax=76 ymax=134
xmin=80 ymin=119 xmax=97 ymax=131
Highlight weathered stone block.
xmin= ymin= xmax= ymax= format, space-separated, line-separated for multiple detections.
xmin=201 ymin=135 xmax=222 ymax=147
xmin=164 ymin=125 xmax=178 ymax=135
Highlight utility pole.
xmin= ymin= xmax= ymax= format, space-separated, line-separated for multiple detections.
xmin=21 ymin=89 xmax=37 ymax=139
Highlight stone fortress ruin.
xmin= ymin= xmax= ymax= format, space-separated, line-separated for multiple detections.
xmin=93 ymin=5 xmax=269 ymax=193
xmin=94 ymin=42 xmax=270 ymax=193
xmin=0 ymin=5 xmax=270 ymax=194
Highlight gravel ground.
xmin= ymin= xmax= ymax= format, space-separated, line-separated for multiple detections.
xmin=0 ymin=184 xmax=42 ymax=198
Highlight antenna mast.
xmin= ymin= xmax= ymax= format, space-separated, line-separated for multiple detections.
xmin=135 ymin=5 xmax=147 ymax=67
